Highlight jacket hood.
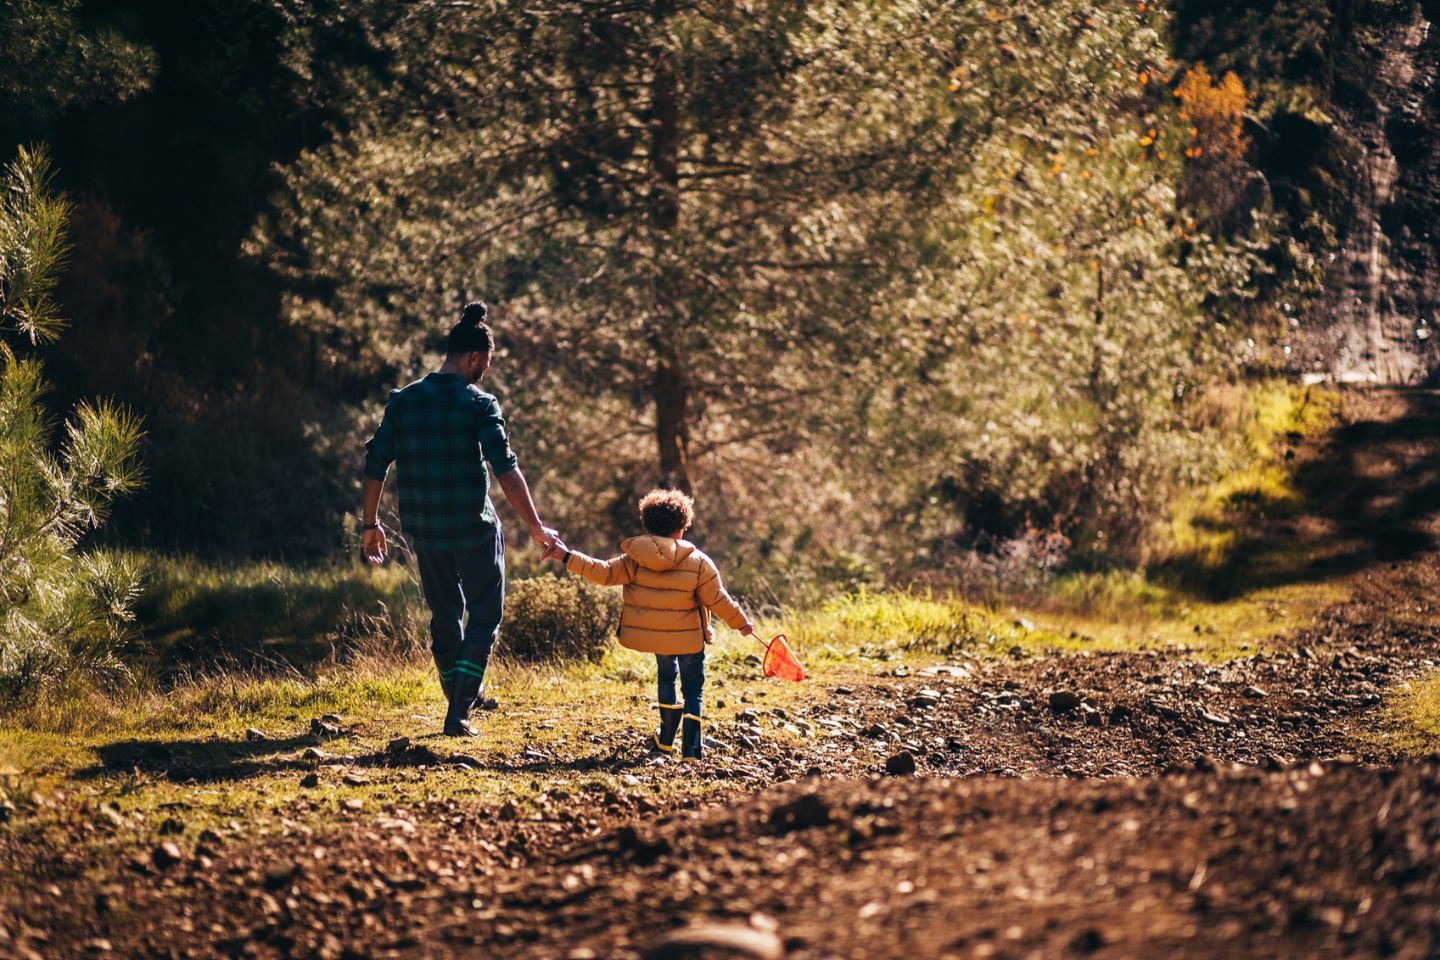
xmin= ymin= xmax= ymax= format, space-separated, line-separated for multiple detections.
xmin=621 ymin=535 xmax=696 ymax=571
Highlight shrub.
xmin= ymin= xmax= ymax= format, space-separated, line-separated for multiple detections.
xmin=501 ymin=576 xmax=622 ymax=663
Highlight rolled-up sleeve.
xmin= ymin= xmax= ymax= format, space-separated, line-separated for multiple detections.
xmin=477 ymin=397 xmax=519 ymax=476
xmin=363 ymin=390 xmax=400 ymax=481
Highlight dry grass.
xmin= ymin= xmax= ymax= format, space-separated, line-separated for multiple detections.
xmin=1375 ymin=671 xmax=1440 ymax=755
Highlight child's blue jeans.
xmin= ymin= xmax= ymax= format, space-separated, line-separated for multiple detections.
xmin=656 ymin=651 xmax=705 ymax=715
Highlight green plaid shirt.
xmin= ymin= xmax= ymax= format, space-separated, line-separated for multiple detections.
xmin=363 ymin=373 xmax=519 ymax=550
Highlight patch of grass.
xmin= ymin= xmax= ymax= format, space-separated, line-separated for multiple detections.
xmin=1160 ymin=382 xmax=1341 ymax=596
xmin=1374 ymin=671 xmax=1440 ymax=755
xmin=131 ymin=555 xmax=427 ymax=674
xmin=776 ymin=581 xmax=1331 ymax=665
xmin=784 ymin=589 xmax=989 ymax=659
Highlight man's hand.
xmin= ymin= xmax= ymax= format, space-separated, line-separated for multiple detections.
xmin=363 ymin=525 xmax=387 ymax=564
xmin=542 ymin=534 xmax=568 ymax=563
xmin=739 ymin=622 xmax=757 ymax=638
xmin=530 ymin=522 xmax=559 ymax=554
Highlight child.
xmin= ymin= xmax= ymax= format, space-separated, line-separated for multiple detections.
xmin=546 ymin=489 xmax=754 ymax=759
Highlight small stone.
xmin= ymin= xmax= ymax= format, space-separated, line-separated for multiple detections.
xmin=244 ymin=728 xmax=268 ymax=742
xmin=341 ymin=798 xmax=363 ymax=812
xmin=1049 ymin=691 xmax=1082 ymax=713
xmin=301 ymin=747 xmax=329 ymax=761
xmin=84 ymin=938 xmax=114 ymax=953
xmin=342 ymin=772 xmax=369 ymax=787
xmin=641 ymin=923 xmax=783 ymax=960
xmin=263 ymin=859 xmax=301 ymax=889
xmin=834 ymin=686 xmax=854 ymax=696
xmin=152 ymin=841 xmax=184 ymax=870
xmin=299 ymin=773 xmax=320 ymax=789
xmin=1201 ymin=710 xmax=1231 ymax=725
xmin=376 ymin=817 xmax=417 ymax=834
xmin=1243 ymin=685 xmax=1266 ymax=699
xmin=497 ymin=800 xmax=520 ymax=821
xmin=885 ymin=750 xmax=917 ymax=776
xmin=309 ymin=718 xmax=340 ymax=738
xmin=157 ymin=817 xmax=185 ymax=836
xmin=862 ymin=723 xmax=889 ymax=739
xmin=320 ymin=713 xmax=342 ymax=724
xmin=387 ymin=736 xmax=410 ymax=754
xmin=911 ymin=689 xmax=941 ymax=708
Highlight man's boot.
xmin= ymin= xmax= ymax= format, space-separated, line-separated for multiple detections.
xmin=443 ymin=687 xmax=480 ymax=737
xmin=681 ymin=713 xmax=703 ymax=760
xmin=653 ymin=703 xmax=683 ymax=754
xmin=443 ymin=655 xmax=487 ymax=738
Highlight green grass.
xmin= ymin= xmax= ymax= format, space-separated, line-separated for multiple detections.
xmin=1374 ymin=671 xmax=1440 ymax=755
xmin=131 ymin=554 xmax=427 ymax=674
xmin=778 ymin=578 xmax=1328 ymax=664
xmin=1160 ymin=381 xmax=1342 ymax=597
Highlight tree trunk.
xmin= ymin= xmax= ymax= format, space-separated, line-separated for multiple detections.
xmin=649 ymin=0 xmax=692 ymax=492
xmin=654 ymin=359 xmax=691 ymax=492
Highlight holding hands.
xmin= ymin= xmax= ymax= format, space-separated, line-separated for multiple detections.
xmin=534 ymin=524 xmax=567 ymax=562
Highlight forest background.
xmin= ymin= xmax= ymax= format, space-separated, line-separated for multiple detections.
xmin=0 ymin=0 xmax=1390 ymax=694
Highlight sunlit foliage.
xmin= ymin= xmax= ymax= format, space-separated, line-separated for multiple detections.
xmin=0 ymin=147 xmax=145 ymax=697
xmin=255 ymin=0 xmax=1271 ymax=581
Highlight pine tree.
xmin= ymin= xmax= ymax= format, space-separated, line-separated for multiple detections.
xmin=0 ymin=146 xmax=144 ymax=698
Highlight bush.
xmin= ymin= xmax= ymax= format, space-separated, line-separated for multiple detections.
xmin=502 ymin=576 xmax=622 ymax=663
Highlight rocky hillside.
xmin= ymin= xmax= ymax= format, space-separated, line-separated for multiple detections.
xmin=1291 ymin=0 xmax=1440 ymax=383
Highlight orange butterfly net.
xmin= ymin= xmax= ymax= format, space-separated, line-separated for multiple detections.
xmin=755 ymin=632 xmax=805 ymax=683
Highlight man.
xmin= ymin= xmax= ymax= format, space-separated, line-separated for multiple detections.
xmin=360 ymin=301 xmax=557 ymax=737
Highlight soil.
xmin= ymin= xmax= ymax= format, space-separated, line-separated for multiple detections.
xmin=4 ymin=389 xmax=1440 ymax=959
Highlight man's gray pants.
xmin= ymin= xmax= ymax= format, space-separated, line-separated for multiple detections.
xmin=415 ymin=528 xmax=505 ymax=722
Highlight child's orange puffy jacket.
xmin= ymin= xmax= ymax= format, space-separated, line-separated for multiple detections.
xmin=564 ymin=535 xmax=747 ymax=655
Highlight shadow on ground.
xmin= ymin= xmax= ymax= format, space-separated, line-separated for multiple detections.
xmin=1158 ymin=388 xmax=1440 ymax=600
xmin=79 ymin=735 xmax=654 ymax=783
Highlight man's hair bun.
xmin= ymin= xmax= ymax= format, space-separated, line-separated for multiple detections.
xmin=461 ymin=300 xmax=488 ymax=326
xmin=447 ymin=300 xmax=495 ymax=356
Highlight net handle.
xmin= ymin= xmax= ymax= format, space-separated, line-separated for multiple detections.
xmin=749 ymin=630 xmax=779 ymax=650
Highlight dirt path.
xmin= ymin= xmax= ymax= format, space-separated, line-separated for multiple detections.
xmin=5 ymin=389 xmax=1440 ymax=959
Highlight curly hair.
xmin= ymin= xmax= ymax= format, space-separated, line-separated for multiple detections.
xmin=639 ymin=488 xmax=695 ymax=537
